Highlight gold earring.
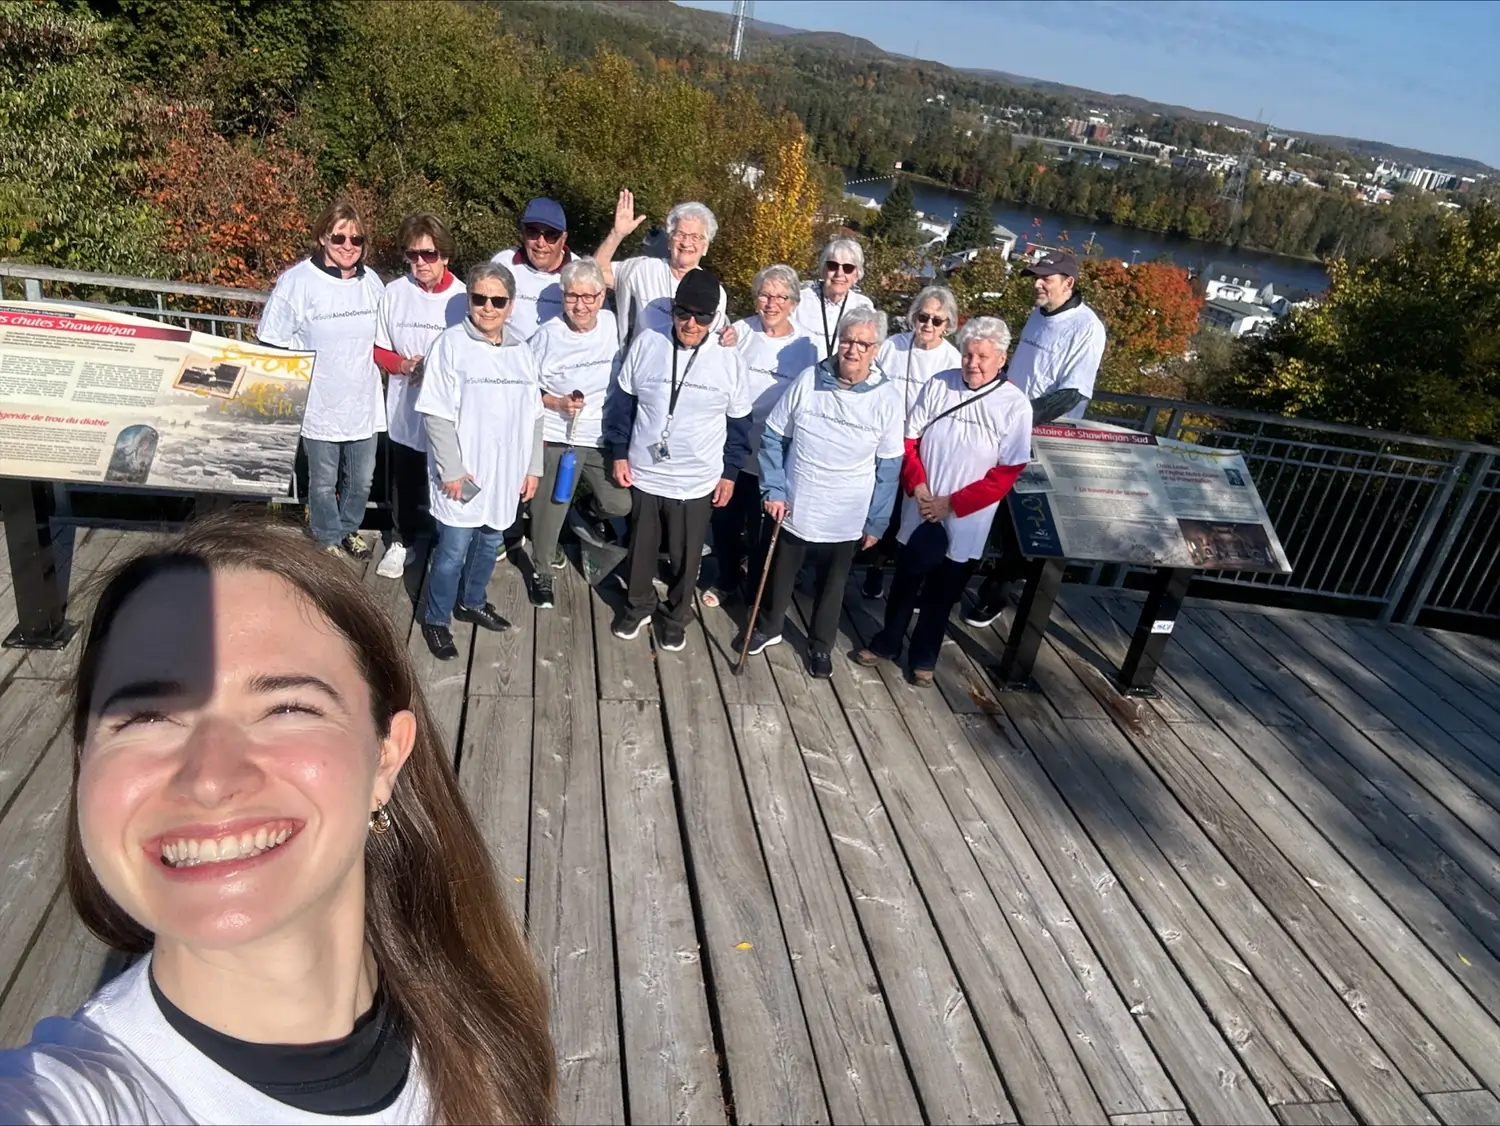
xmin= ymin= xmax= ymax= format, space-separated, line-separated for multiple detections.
xmin=369 ymin=800 xmax=393 ymax=835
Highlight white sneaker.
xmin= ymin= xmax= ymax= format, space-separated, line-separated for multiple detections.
xmin=375 ymin=543 xmax=407 ymax=578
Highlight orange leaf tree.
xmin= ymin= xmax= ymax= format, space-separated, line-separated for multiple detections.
xmin=1079 ymin=258 xmax=1203 ymax=393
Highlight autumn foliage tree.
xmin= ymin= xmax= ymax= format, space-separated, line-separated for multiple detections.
xmin=714 ymin=133 xmax=825 ymax=295
xmin=1079 ymin=259 xmax=1203 ymax=394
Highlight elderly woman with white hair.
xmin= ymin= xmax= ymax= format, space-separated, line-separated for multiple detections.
xmin=704 ymin=263 xmax=818 ymax=606
xmin=595 ymin=190 xmax=729 ymax=345
xmin=735 ymin=305 xmax=904 ymax=679
xmin=794 ymin=236 xmax=875 ymax=360
xmin=863 ymin=284 xmax=962 ymax=597
xmin=854 ymin=316 xmax=1032 ymax=687
xmin=526 ymin=256 xmax=632 ymax=609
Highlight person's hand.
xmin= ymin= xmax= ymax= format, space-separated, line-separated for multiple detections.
xmin=921 ymin=493 xmax=954 ymax=521
xmin=613 ymin=458 xmax=633 ymax=488
xmin=442 ymin=474 xmax=474 ymax=501
xmin=860 ymin=533 xmax=878 ymax=550
xmin=763 ymin=498 xmax=787 ymax=524
xmin=399 ymin=355 xmax=422 ymax=376
xmin=520 ymin=475 xmax=539 ymax=502
xmin=544 ymin=393 xmax=585 ymax=416
xmin=913 ymin=482 xmax=933 ymax=504
xmin=718 ymin=322 xmax=738 ymax=348
xmin=712 ymin=477 xmax=735 ymax=508
xmin=613 ymin=189 xmax=648 ymax=239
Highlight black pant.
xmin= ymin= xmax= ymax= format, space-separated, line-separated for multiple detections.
xmin=388 ymin=439 xmax=431 ymax=548
xmin=758 ymin=532 xmax=859 ymax=654
xmin=871 ymin=541 xmax=976 ymax=672
xmin=710 ymin=470 xmax=768 ymax=593
xmin=857 ymin=498 xmax=904 ymax=569
xmin=625 ymin=488 xmax=713 ymax=627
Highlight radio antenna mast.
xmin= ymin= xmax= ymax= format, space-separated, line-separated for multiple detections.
xmin=730 ymin=0 xmax=753 ymax=61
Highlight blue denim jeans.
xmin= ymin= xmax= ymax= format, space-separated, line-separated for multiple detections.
xmin=425 ymin=522 xmax=505 ymax=626
xmin=304 ymin=436 xmax=378 ymax=547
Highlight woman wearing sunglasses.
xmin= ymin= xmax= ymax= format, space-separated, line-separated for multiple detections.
xmin=372 ymin=213 xmax=468 ymax=580
xmin=258 ymin=197 xmax=387 ymax=559
xmin=0 ymin=514 xmax=556 ymax=1123
xmin=414 ymin=263 xmax=544 ymax=661
xmin=793 ymin=237 xmax=875 ymax=361
xmin=863 ymin=284 xmax=962 ymax=598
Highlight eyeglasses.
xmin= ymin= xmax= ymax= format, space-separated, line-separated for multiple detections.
xmin=915 ymin=312 xmax=946 ymax=327
xmin=756 ymin=291 xmax=794 ymax=304
xmin=405 ymin=248 xmax=440 ymax=264
xmin=672 ymin=305 xmax=715 ymax=326
xmin=825 ymin=261 xmax=857 ymax=275
xmin=563 ymin=291 xmax=602 ymax=304
xmin=839 ymin=338 xmax=876 ymax=355
xmin=522 ymin=224 xmax=564 ymax=243
xmin=672 ymin=233 xmax=706 ymax=246
xmin=328 ymin=233 xmax=366 ymax=247
xmin=470 ymin=293 xmax=510 ymax=309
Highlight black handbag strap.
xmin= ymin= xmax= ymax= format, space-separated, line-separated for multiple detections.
xmin=919 ymin=373 xmax=1005 ymax=436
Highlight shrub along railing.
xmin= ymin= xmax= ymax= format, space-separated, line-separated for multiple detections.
xmin=3 ymin=261 xmax=1496 ymax=631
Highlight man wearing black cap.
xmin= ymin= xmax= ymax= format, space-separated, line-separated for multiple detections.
xmin=963 ymin=249 xmax=1107 ymax=627
xmin=602 ymin=267 xmax=752 ymax=651
xmin=491 ymin=197 xmax=572 ymax=341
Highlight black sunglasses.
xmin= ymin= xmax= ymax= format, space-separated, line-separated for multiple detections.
xmin=405 ymin=248 xmax=441 ymax=263
xmin=328 ymin=233 xmax=366 ymax=247
xmin=470 ymin=293 xmax=510 ymax=309
xmin=523 ymin=224 xmax=565 ymax=243
xmin=672 ymin=305 xmax=715 ymax=326
xmin=915 ymin=312 xmax=946 ymax=326
xmin=825 ymin=261 xmax=857 ymax=275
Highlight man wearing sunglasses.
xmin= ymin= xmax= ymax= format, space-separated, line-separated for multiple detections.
xmin=489 ymin=197 xmax=573 ymax=341
xmin=602 ymin=268 xmax=751 ymax=652
xmin=793 ymin=237 xmax=875 ymax=361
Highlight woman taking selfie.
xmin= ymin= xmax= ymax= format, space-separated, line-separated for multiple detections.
xmin=0 ymin=515 xmax=556 ymax=1123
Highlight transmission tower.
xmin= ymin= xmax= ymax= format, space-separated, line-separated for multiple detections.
xmin=1218 ymin=119 xmax=1267 ymax=243
xmin=730 ymin=0 xmax=753 ymax=61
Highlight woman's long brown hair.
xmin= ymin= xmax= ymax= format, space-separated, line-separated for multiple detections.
xmin=64 ymin=513 xmax=557 ymax=1124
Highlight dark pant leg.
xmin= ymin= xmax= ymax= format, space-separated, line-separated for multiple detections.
xmin=755 ymin=531 xmax=809 ymax=639
xmin=661 ymin=494 xmax=713 ymax=627
xmin=808 ymin=539 xmax=859 ymax=653
xmin=624 ymin=488 xmax=664 ymax=621
xmin=978 ymin=505 xmax=1026 ymax=600
xmin=908 ymin=558 xmax=977 ymax=671
xmin=871 ymin=538 xmax=939 ymax=657
xmin=390 ymin=440 xmax=430 ymax=547
xmin=711 ymin=470 xmax=764 ymax=591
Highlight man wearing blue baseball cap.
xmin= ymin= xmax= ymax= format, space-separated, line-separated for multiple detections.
xmin=490 ymin=197 xmax=573 ymax=341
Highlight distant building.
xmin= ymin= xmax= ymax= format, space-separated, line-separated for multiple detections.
xmin=1373 ymin=161 xmax=1459 ymax=192
xmin=1202 ymin=263 xmax=1273 ymax=306
xmin=1200 ymin=297 xmax=1276 ymax=337
xmin=1085 ymin=123 xmax=1111 ymax=142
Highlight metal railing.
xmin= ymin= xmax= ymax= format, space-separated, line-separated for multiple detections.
xmin=2 ymin=261 xmax=1496 ymax=628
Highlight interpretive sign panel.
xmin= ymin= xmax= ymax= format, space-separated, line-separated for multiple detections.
xmin=1009 ymin=422 xmax=1290 ymax=572
xmin=0 ymin=301 xmax=312 ymax=496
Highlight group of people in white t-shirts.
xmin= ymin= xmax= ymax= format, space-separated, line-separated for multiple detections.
xmin=255 ymin=190 xmax=1105 ymax=678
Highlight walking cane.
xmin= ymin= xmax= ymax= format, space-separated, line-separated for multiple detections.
xmin=736 ymin=509 xmax=785 ymax=676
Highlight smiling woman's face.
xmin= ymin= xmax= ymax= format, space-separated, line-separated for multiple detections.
xmin=77 ymin=567 xmax=413 ymax=951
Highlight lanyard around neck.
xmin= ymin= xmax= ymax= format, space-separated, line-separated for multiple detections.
xmin=819 ymin=283 xmax=849 ymax=355
xmin=663 ymin=339 xmax=704 ymax=434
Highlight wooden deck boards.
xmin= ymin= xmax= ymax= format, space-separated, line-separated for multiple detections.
xmin=4 ymin=529 xmax=1500 ymax=1123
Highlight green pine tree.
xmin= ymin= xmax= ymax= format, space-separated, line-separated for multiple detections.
xmin=946 ymin=192 xmax=995 ymax=253
xmin=868 ymin=176 xmax=919 ymax=246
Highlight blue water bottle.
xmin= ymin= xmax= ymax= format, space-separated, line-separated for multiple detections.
xmin=551 ymin=392 xmax=583 ymax=503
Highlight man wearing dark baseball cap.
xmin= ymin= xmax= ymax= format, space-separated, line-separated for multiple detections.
xmin=490 ymin=196 xmax=572 ymax=340
xmin=963 ymin=247 xmax=1106 ymax=628
xmin=602 ymin=267 xmax=752 ymax=652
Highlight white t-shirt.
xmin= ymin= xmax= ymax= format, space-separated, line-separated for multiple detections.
xmin=765 ymin=366 xmax=904 ymax=544
xmin=488 ymin=248 xmax=566 ymax=341
xmin=257 ymin=259 xmax=387 ymax=442
xmin=529 ymin=310 xmax=620 ymax=448
xmin=1004 ymin=301 xmax=1106 ymax=420
xmin=416 ymin=321 xmax=543 ymax=530
xmin=732 ymin=316 xmax=819 ymax=477
xmin=792 ymin=283 xmax=875 ymax=360
xmin=899 ymin=370 xmax=1033 ymax=562
xmin=610 ymin=256 xmax=728 ymax=345
xmin=0 ymin=957 xmax=431 ymax=1125
xmin=876 ymin=332 xmax=962 ymax=424
xmin=617 ymin=327 xmax=750 ymax=500
xmin=374 ymin=273 xmax=468 ymax=452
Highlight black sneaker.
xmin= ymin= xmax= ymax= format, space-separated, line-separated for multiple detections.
xmin=454 ymin=602 xmax=511 ymax=632
xmin=611 ymin=613 xmax=650 ymax=640
xmin=421 ymin=623 xmax=458 ymax=661
xmin=731 ymin=627 xmax=781 ymax=657
xmin=530 ymin=574 xmax=555 ymax=609
xmin=962 ymin=594 xmax=1005 ymax=629
xmin=341 ymin=533 xmax=372 ymax=560
xmin=861 ymin=566 xmax=884 ymax=599
xmin=655 ymin=619 xmax=687 ymax=652
xmin=807 ymin=650 xmax=833 ymax=679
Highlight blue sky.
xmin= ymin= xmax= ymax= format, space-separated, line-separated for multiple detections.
xmin=683 ymin=0 xmax=1500 ymax=168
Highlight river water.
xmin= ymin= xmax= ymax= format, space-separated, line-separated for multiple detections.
xmin=847 ymin=175 xmax=1330 ymax=295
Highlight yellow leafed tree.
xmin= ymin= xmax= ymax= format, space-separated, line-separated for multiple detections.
xmin=716 ymin=131 xmax=825 ymax=295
